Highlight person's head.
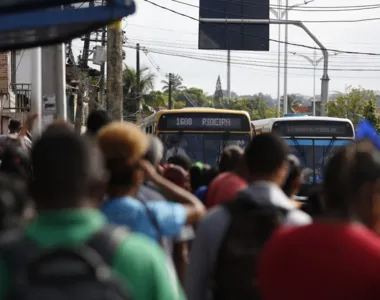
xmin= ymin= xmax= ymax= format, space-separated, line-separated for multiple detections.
xmin=8 ymin=119 xmax=21 ymax=134
xmin=219 ymin=145 xmax=244 ymax=173
xmin=0 ymin=173 xmax=31 ymax=231
xmin=323 ymin=139 xmax=380 ymax=231
xmin=0 ymin=143 xmax=31 ymax=181
xmin=163 ymin=164 xmax=188 ymax=189
xmin=282 ymin=154 xmax=302 ymax=198
xmin=203 ymin=165 xmax=219 ymax=186
xmin=97 ymin=122 xmax=149 ymax=198
xmin=167 ymin=153 xmax=192 ymax=172
xmin=30 ymin=130 xmax=107 ymax=210
xmin=44 ymin=120 xmax=74 ymax=135
xmin=189 ymin=162 xmax=204 ymax=192
xmin=86 ymin=110 xmax=110 ymax=136
xmin=244 ymin=133 xmax=289 ymax=186
xmin=144 ymin=136 xmax=164 ymax=167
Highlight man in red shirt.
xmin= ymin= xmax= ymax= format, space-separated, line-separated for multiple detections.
xmin=258 ymin=140 xmax=380 ymax=300
xmin=206 ymin=146 xmax=248 ymax=209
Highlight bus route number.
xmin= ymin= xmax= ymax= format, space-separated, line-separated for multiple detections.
xmin=176 ymin=118 xmax=192 ymax=126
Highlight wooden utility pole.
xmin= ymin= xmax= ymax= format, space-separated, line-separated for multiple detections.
xmin=106 ymin=20 xmax=123 ymax=121
xmin=98 ymin=26 xmax=106 ymax=107
xmin=168 ymin=73 xmax=172 ymax=110
xmin=136 ymin=43 xmax=140 ymax=121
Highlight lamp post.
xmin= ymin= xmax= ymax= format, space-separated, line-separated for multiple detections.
xmin=290 ymin=50 xmax=340 ymax=116
xmin=270 ymin=0 xmax=314 ymax=116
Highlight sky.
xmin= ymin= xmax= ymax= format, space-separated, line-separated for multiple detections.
xmin=72 ymin=0 xmax=380 ymax=99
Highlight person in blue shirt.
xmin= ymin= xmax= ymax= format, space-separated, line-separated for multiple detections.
xmin=97 ymin=122 xmax=205 ymax=244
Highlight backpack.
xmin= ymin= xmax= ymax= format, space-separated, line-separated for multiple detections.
xmin=212 ymin=198 xmax=289 ymax=300
xmin=0 ymin=225 xmax=132 ymax=300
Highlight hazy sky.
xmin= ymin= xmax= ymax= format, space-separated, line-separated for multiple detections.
xmin=73 ymin=0 xmax=380 ymax=98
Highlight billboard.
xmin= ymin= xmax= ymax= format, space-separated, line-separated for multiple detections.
xmin=198 ymin=0 xmax=269 ymax=51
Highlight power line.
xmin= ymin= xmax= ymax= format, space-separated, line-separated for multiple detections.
xmin=171 ymin=0 xmax=380 ymax=23
xmin=143 ymin=0 xmax=380 ymax=57
xmin=208 ymin=0 xmax=380 ymax=12
xmin=126 ymin=44 xmax=380 ymax=72
xmin=126 ymin=45 xmax=380 ymax=79
xmin=126 ymin=37 xmax=380 ymax=62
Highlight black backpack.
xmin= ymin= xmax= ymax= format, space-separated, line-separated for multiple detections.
xmin=0 ymin=225 xmax=132 ymax=300
xmin=212 ymin=197 xmax=289 ymax=300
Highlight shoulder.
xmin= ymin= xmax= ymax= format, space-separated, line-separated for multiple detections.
xmin=197 ymin=206 xmax=230 ymax=236
xmin=102 ymin=198 xmax=145 ymax=223
xmin=114 ymin=232 xmax=167 ymax=265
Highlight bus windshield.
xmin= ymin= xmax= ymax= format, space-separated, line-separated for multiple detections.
xmin=286 ymin=139 xmax=352 ymax=184
xmin=159 ymin=133 xmax=251 ymax=166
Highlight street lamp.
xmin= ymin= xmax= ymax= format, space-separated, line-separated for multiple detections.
xmin=290 ymin=50 xmax=339 ymax=116
xmin=270 ymin=0 xmax=314 ymax=117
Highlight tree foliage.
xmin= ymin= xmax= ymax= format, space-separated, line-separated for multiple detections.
xmin=161 ymin=73 xmax=185 ymax=93
xmin=326 ymin=87 xmax=378 ymax=127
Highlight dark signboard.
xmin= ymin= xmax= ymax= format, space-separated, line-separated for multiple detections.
xmin=158 ymin=113 xmax=250 ymax=131
xmin=199 ymin=0 xmax=269 ymax=50
xmin=273 ymin=120 xmax=354 ymax=137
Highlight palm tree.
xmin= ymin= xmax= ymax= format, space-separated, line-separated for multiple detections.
xmin=161 ymin=73 xmax=185 ymax=93
xmin=123 ymin=65 xmax=155 ymax=118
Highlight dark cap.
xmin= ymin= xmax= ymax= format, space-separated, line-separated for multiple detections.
xmin=167 ymin=153 xmax=192 ymax=171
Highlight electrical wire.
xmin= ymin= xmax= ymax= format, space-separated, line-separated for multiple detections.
xmin=15 ymin=50 xmax=25 ymax=73
xmin=199 ymin=0 xmax=380 ymax=12
xmin=125 ymin=44 xmax=380 ymax=72
xmin=143 ymin=0 xmax=380 ymax=56
xmin=127 ymin=45 xmax=380 ymax=79
xmin=171 ymin=0 xmax=380 ymax=23
xmin=126 ymin=37 xmax=380 ymax=63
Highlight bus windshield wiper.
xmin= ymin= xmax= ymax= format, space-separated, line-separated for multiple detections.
xmin=291 ymin=137 xmax=307 ymax=167
xmin=318 ymin=138 xmax=335 ymax=168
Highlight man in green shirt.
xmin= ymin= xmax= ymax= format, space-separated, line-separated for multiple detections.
xmin=0 ymin=130 xmax=185 ymax=300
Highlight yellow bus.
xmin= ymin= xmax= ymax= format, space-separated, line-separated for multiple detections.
xmin=140 ymin=108 xmax=252 ymax=166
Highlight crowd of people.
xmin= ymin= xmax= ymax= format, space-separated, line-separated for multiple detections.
xmin=0 ymin=110 xmax=380 ymax=300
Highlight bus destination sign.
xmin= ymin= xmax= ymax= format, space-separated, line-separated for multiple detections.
xmin=158 ymin=113 xmax=248 ymax=131
xmin=273 ymin=121 xmax=354 ymax=137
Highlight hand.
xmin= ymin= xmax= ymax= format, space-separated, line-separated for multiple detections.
xmin=139 ymin=160 xmax=158 ymax=181
xmin=20 ymin=114 xmax=38 ymax=137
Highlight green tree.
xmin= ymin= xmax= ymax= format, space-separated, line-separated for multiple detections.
xmin=363 ymin=98 xmax=380 ymax=131
xmin=161 ymin=73 xmax=185 ymax=93
xmin=175 ymin=87 xmax=209 ymax=107
xmin=326 ymin=87 xmax=376 ymax=126
xmin=123 ymin=65 xmax=155 ymax=118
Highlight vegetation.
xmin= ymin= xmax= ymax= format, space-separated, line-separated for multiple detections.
xmin=122 ymin=65 xmax=380 ymax=127
xmin=326 ymin=86 xmax=380 ymax=130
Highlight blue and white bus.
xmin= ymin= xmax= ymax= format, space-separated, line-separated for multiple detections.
xmin=252 ymin=116 xmax=355 ymax=196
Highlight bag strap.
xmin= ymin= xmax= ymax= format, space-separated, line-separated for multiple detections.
xmin=85 ymin=225 xmax=130 ymax=266
xmin=138 ymin=200 xmax=164 ymax=247
xmin=0 ymin=226 xmax=129 ymax=271
xmin=0 ymin=230 xmax=40 ymax=272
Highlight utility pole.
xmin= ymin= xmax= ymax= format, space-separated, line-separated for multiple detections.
xmin=168 ymin=73 xmax=173 ymax=110
xmin=136 ymin=43 xmax=140 ymax=121
xmin=106 ymin=20 xmax=123 ymax=121
xmin=227 ymin=50 xmax=231 ymax=101
xmin=276 ymin=0 xmax=281 ymax=117
xmin=283 ymin=0 xmax=289 ymax=115
xmin=11 ymin=51 xmax=16 ymax=89
xmin=98 ymin=26 xmax=106 ymax=107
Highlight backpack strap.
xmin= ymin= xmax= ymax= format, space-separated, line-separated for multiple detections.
xmin=0 ymin=230 xmax=40 ymax=272
xmin=138 ymin=200 xmax=164 ymax=247
xmin=85 ymin=225 xmax=130 ymax=266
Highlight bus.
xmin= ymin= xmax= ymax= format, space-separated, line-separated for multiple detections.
xmin=140 ymin=108 xmax=252 ymax=166
xmin=252 ymin=116 xmax=355 ymax=196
